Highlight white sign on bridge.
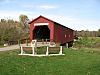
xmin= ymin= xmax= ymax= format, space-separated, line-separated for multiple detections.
xmin=34 ymin=23 xmax=49 ymax=26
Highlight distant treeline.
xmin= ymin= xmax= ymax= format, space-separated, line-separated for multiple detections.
xmin=0 ymin=15 xmax=29 ymax=45
xmin=75 ymin=30 xmax=100 ymax=37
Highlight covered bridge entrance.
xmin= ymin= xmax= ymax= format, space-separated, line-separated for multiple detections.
xmin=33 ymin=25 xmax=50 ymax=41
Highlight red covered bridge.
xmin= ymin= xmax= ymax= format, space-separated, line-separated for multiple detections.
xmin=29 ymin=15 xmax=74 ymax=47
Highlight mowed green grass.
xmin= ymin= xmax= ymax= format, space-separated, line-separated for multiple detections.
xmin=0 ymin=48 xmax=100 ymax=75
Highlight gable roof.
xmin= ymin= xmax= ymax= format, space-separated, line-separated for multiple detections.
xmin=29 ymin=15 xmax=74 ymax=31
xmin=29 ymin=15 xmax=54 ymax=24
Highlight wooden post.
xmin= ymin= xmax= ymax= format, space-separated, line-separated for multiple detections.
xmin=26 ymin=40 xmax=28 ymax=46
xmin=46 ymin=39 xmax=47 ymax=44
xmin=46 ymin=46 xmax=49 ymax=55
xmin=32 ymin=47 xmax=35 ymax=55
xmin=59 ymin=46 xmax=63 ymax=54
xmin=42 ymin=39 xmax=44 ymax=44
xmin=21 ymin=46 xmax=23 ymax=54
xmin=18 ymin=40 xmax=20 ymax=47
xmin=66 ymin=43 xmax=68 ymax=48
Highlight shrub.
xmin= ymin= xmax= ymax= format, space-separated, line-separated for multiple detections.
xmin=73 ymin=37 xmax=98 ymax=48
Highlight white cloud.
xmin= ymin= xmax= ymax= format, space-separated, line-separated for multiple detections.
xmin=0 ymin=10 xmax=34 ymax=21
xmin=38 ymin=5 xmax=58 ymax=10
xmin=21 ymin=4 xmax=59 ymax=10
xmin=22 ymin=4 xmax=34 ymax=9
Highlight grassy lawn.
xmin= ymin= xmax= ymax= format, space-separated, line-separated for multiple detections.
xmin=0 ymin=48 xmax=100 ymax=75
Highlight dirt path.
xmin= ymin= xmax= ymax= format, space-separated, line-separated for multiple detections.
xmin=0 ymin=44 xmax=27 ymax=51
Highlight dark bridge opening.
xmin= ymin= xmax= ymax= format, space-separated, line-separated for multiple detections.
xmin=33 ymin=25 xmax=50 ymax=41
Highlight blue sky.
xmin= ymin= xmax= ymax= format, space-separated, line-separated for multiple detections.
xmin=0 ymin=0 xmax=100 ymax=31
